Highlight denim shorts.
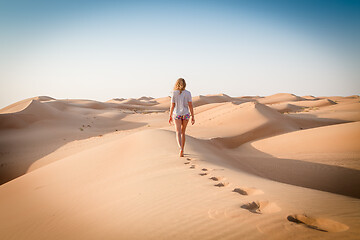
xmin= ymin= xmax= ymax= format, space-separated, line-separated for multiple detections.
xmin=174 ymin=113 xmax=190 ymax=120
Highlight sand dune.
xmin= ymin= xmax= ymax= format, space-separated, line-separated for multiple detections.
xmin=294 ymin=98 xmax=336 ymax=108
xmin=106 ymin=97 xmax=169 ymax=112
xmin=0 ymin=98 xmax=146 ymax=184
xmin=0 ymin=96 xmax=55 ymax=114
xmin=227 ymin=122 xmax=360 ymax=198
xmin=119 ymin=98 xmax=158 ymax=106
xmin=269 ymin=98 xmax=336 ymax=113
xmin=191 ymin=94 xmax=244 ymax=107
xmin=257 ymin=93 xmax=305 ymax=104
xmin=66 ymin=99 xmax=113 ymax=109
xmin=137 ymin=96 xmax=154 ymax=101
xmin=275 ymin=98 xmax=360 ymax=129
xmin=0 ymin=93 xmax=359 ymax=240
xmin=268 ymin=103 xmax=304 ymax=113
xmin=189 ymin=101 xmax=300 ymax=148
xmin=106 ymin=97 xmax=126 ymax=102
xmin=0 ymin=100 xmax=62 ymax=129
xmin=251 ymin=121 xmax=360 ymax=169
xmin=301 ymin=95 xmax=319 ymax=100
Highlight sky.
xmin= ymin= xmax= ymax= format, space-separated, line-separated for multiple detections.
xmin=0 ymin=0 xmax=359 ymax=108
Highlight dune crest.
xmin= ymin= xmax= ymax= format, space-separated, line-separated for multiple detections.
xmin=0 ymin=96 xmax=55 ymax=114
xmin=251 ymin=121 xmax=360 ymax=168
xmin=258 ymin=93 xmax=304 ymax=104
xmin=0 ymin=100 xmax=62 ymax=129
xmin=197 ymin=101 xmax=300 ymax=148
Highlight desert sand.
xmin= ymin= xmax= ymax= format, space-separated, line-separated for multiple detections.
xmin=0 ymin=93 xmax=359 ymax=239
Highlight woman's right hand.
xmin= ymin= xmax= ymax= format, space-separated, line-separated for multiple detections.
xmin=191 ymin=116 xmax=195 ymax=125
xmin=169 ymin=116 xmax=173 ymax=125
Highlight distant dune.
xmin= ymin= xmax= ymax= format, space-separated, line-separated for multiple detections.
xmin=0 ymin=93 xmax=359 ymax=240
xmin=257 ymin=93 xmax=305 ymax=104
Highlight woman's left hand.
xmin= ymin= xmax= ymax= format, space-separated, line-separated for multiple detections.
xmin=169 ymin=116 xmax=173 ymax=125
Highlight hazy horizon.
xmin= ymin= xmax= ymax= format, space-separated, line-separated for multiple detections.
xmin=1 ymin=0 xmax=359 ymax=108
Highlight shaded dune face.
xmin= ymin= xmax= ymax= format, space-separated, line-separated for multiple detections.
xmin=0 ymin=100 xmax=62 ymax=129
xmin=268 ymin=99 xmax=336 ymax=113
xmin=205 ymin=102 xmax=300 ymax=148
xmin=0 ymin=97 xmax=148 ymax=184
xmin=251 ymin=121 xmax=360 ymax=159
xmin=229 ymin=122 xmax=360 ymax=199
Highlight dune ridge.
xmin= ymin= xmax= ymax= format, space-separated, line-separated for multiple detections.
xmin=193 ymin=101 xmax=300 ymax=148
xmin=257 ymin=93 xmax=305 ymax=104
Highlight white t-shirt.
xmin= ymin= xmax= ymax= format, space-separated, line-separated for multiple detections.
xmin=171 ymin=90 xmax=192 ymax=116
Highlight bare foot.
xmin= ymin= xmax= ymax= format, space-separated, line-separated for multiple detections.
xmin=179 ymin=149 xmax=184 ymax=157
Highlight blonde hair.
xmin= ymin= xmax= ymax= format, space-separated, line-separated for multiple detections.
xmin=174 ymin=78 xmax=186 ymax=94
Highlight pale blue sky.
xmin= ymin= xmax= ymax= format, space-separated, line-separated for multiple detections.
xmin=0 ymin=0 xmax=359 ymax=108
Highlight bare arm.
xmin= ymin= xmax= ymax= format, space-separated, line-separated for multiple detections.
xmin=188 ymin=102 xmax=195 ymax=125
xmin=169 ymin=102 xmax=175 ymax=124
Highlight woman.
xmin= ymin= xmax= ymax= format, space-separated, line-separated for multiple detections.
xmin=169 ymin=78 xmax=195 ymax=157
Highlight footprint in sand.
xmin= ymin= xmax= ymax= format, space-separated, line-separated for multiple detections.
xmin=241 ymin=200 xmax=281 ymax=214
xmin=201 ymin=168 xmax=212 ymax=172
xmin=208 ymin=207 xmax=245 ymax=219
xmin=287 ymin=214 xmax=349 ymax=232
xmin=185 ymin=158 xmax=197 ymax=165
xmin=207 ymin=208 xmax=227 ymax=219
xmin=199 ymin=173 xmax=208 ymax=176
xmin=233 ymin=187 xmax=264 ymax=196
xmin=214 ymin=182 xmax=229 ymax=187
xmin=189 ymin=164 xmax=197 ymax=169
xmin=209 ymin=176 xmax=225 ymax=181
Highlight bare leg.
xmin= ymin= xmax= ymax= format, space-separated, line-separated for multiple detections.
xmin=174 ymin=119 xmax=182 ymax=153
xmin=180 ymin=119 xmax=189 ymax=157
